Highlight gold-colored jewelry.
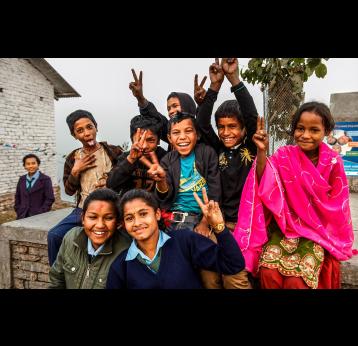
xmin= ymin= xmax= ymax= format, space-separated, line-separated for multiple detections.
xmin=156 ymin=183 xmax=168 ymax=194
xmin=212 ymin=223 xmax=225 ymax=233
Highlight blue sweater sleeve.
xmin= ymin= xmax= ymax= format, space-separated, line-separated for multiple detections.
xmin=185 ymin=229 xmax=245 ymax=275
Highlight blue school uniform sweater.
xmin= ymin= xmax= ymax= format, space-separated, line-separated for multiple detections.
xmin=106 ymin=228 xmax=245 ymax=289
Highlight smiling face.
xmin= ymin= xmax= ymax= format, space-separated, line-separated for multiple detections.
xmin=168 ymin=118 xmax=198 ymax=157
xmin=123 ymin=198 xmax=161 ymax=242
xmin=24 ymin=157 xmax=39 ymax=176
xmin=217 ymin=117 xmax=245 ymax=148
xmin=82 ymin=200 xmax=117 ymax=249
xmin=73 ymin=117 xmax=98 ymax=149
xmin=167 ymin=97 xmax=182 ymax=118
xmin=294 ymin=111 xmax=326 ymax=156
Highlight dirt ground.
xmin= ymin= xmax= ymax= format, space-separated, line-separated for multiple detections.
xmin=0 ymin=200 xmax=74 ymax=225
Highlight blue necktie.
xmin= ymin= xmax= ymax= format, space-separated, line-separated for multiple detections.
xmin=27 ymin=178 xmax=34 ymax=191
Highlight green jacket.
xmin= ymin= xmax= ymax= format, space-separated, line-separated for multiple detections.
xmin=49 ymin=226 xmax=131 ymax=289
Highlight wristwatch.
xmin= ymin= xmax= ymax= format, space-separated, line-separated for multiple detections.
xmin=212 ymin=223 xmax=225 ymax=233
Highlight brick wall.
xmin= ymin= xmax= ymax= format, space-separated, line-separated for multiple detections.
xmin=11 ymin=240 xmax=49 ymax=289
xmin=0 ymin=58 xmax=58 ymax=201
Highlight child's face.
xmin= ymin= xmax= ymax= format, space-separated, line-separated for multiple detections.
xmin=167 ymin=97 xmax=181 ymax=118
xmin=217 ymin=117 xmax=245 ymax=148
xmin=132 ymin=129 xmax=159 ymax=156
xmin=294 ymin=111 xmax=326 ymax=153
xmin=123 ymin=198 xmax=161 ymax=242
xmin=24 ymin=158 xmax=39 ymax=176
xmin=73 ymin=117 xmax=97 ymax=147
xmin=82 ymin=200 xmax=117 ymax=250
xmin=168 ymin=118 xmax=198 ymax=157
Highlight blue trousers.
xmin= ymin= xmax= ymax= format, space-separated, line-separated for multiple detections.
xmin=47 ymin=207 xmax=82 ymax=266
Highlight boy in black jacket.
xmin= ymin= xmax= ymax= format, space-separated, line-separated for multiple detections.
xmin=106 ymin=114 xmax=167 ymax=195
xmin=196 ymin=58 xmax=258 ymax=288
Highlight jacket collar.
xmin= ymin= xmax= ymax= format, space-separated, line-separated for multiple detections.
xmin=73 ymin=227 xmax=115 ymax=255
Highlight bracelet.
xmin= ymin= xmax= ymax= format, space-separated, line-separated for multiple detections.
xmin=156 ymin=183 xmax=168 ymax=194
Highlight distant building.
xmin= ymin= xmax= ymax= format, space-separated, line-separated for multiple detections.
xmin=0 ymin=58 xmax=80 ymax=211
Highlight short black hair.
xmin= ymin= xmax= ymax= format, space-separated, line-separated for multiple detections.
xmin=167 ymin=112 xmax=199 ymax=134
xmin=119 ymin=189 xmax=159 ymax=221
xmin=23 ymin=154 xmax=40 ymax=166
xmin=66 ymin=109 xmax=98 ymax=135
xmin=214 ymin=100 xmax=245 ymax=128
xmin=82 ymin=188 xmax=121 ymax=218
xmin=129 ymin=114 xmax=162 ymax=140
xmin=290 ymin=101 xmax=335 ymax=136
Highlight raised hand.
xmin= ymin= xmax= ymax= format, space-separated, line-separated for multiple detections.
xmin=129 ymin=69 xmax=145 ymax=104
xmin=209 ymin=58 xmax=225 ymax=89
xmin=139 ymin=151 xmax=166 ymax=183
xmin=221 ymin=58 xmax=240 ymax=86
xmin=127 ymin=128 xmax=147 ymax=164
xmin=194 ymin=74 xmax=207 ymax=105
xmin=71 ymin=152 xmax=97 ymax=177
xmin=252 ymin=116 xmax=269 ymax=151
xmin=193 ymin=188 xmax=225 ymax=228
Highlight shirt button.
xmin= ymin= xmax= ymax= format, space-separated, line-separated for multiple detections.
xmin=71 ymin=267 xmax=76 ymax=272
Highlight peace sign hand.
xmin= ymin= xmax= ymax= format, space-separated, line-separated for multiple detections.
xmin=139 ymin=151 xmax=166 ymax=182
xmin=127 ymin=128 xmax=147 ymax=164
xmin=252 ymin=116 xmax=269 ymax=151
xmin=193 ymin=188 xmax=224 ymax=228
xmin=129 ymin=68 xmax=145 ymax=102
xmin=194 ymin=74 xmax=207 ymax=105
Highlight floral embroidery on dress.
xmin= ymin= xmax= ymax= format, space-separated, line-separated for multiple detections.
xmin=261 ymin=245 xmax=282 ymax=262
xmin=280 ymin=253 xmax=301 ymax=270
xmin=313 ymin=243 xmax=324 ymax=261
xmin=280 ymin=237 xmax=299 ymax=253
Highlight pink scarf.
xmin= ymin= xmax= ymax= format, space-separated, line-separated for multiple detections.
xmin=233 ymin=143 xmax=355 ymax=275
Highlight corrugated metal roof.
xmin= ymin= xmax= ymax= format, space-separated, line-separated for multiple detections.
xmin=25 ymin=58 xmax=81 ymax=99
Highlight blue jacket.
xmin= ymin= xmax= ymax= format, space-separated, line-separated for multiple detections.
xmin=106 ymin=228 xmax=245 ymax=289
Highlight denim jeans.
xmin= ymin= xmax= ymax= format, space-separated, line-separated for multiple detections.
xmin=47 ymin=207 xmax=82 ymax=266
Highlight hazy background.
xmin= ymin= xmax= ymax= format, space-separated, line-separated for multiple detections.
xmin=46 ymin=58 xmax=358 ymax=200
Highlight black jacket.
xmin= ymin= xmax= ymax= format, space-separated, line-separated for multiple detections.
xmin=106 ymin=146 xmax=167 ymax=196
xmin=155 ymin=143 xmax=221 ymax=211
xmin=196 ymin=82 xmax=258 ymax=222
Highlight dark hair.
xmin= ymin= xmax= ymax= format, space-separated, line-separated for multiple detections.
xmin=167 ymin=112 xmax=200 ymax=134
xmin=82 ymin=188 xmax=121 ymax=218
xmin=290 ymin=102 xmax=335 ymax=136
xmin=66 ymin=109 xmax=98 ymax=135
xmin=214 ymin=100 xmax=245 ymax=128
xmin=119 ymin=189 xmax=159 ymax=220
xmin=23 ymin=154 xmax=40 ymax=166
xmin=129 ymin=114 xmax=162 ymax=140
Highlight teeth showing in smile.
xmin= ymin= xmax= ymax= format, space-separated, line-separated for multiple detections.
xmin=178 ymin=143 xmax=189 ymax=147
xmin=93 ymin=231 xmax=105 ymax=235
xmin=87 ymin=140 xmax=95 ymax=146
xmin=223 ymin=138 xmax=235 ymax=142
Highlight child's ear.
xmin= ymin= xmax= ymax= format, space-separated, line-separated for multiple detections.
xmin=156 ymin=208 xmax=161 ymax=221
xmin=167 ymin=134 xmax=173 ymax=145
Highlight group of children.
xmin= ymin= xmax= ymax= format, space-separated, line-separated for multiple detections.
xmin=17 ymin=58 xmax=355 ymax=289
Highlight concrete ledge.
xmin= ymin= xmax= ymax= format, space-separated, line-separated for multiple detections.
xmin=0 ymin=208 xmax=73 ymax=288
